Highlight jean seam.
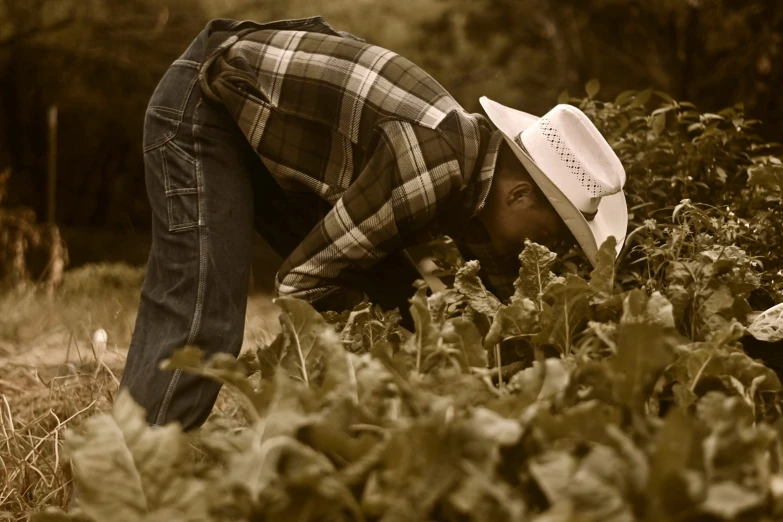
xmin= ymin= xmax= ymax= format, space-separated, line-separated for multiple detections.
xmin=154 ymin=98 xmax=208 ymax=426
xmin=148 ymin=106 xmax=183 ymax=115
xmin=167 ymin=187 xmax=198 ymax=196
xmin=172 ymin=59 xmax=200 ymax=70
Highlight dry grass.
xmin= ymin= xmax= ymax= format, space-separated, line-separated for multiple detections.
xmin=0 ymin=360 xmax=256 ymax=521
xmin=0 ymin=263 xmax=141 ymax=520
xmin=0 ymin=262 xmax=282 ymax=521
xmin=0 ymin=263 xmax=144 ymax=367
xmin=0 ymin=361 xmax=120 ymax=519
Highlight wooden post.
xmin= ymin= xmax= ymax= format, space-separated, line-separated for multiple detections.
xmin=47 ymin=105 xmax=58 ymax=224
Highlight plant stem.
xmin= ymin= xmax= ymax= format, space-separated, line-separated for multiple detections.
xmin=690 ymin=353 xmax=714 ymax=393
xmin=283 ymin=314 xmax=309 ymax=387
xmin=416 ymin=329 xmax=423 ymax=373
xmin=495 ymin=344 xmax=503 ymax=385
xmin=294 ymin=332 xmax=308 ymax=387
xmin=617 ymin=224 xmax=647 ymax=266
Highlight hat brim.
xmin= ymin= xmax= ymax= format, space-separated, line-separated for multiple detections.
xmin=479 ymin=96 xmax=628 ymax=266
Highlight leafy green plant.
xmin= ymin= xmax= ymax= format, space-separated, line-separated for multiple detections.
xmin=558 ymin=81 xmax=783 ymax=304
xmin=34 ymin=229 xmax=783 ymax=521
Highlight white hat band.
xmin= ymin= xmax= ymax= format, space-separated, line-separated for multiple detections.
xmin=519 ymin=114 xmax=622 ymax=216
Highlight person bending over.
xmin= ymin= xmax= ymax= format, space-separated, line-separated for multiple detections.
xmin=121 ymin=16 xmax=628 ymax=431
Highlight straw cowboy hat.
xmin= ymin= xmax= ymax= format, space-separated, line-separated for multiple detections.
xmin=480 ymin=96 xmax=628 ymax=267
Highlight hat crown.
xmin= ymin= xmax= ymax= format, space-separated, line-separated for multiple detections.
xmin=520 ymin=104 xmax=626 ymax=215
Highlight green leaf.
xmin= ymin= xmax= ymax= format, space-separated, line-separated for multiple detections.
xmin=544 ymin=274 xmax=592 ymax=355
xmin=65 ymin=391 xmax=208 ymax=522
xmin=318 ymin=328 xmax=361 ymax=399
xmin=568 ymin=446 xmax=635 ymax=522
xmin=462 ymin=407 xmax=523 ymax=446
xmin=701 ymin=482 xmax=763 ymax=519
xmin=484 ymin=297 xmax=540 ymax=349
xmin=362 ymin=422 xmax=463 ymax=520
xmin=664 ymin=347 xmax=782 ymax=397
xmin=585 ymin=78 xmax=601 ymax=99
xmin=605 ymin=425 xmax=648 ymax=496
xmin=609 ymin=323 xmax=676 ymax=409
xmin=530 ymin=429 xmax=635 ymax=522
xmin=621 ymin=289 xmax=676 ymax=330
xmin=274 ymin=296 xmax=330 ymax=386
xmin=410 ymin=284 xmax=438 ymax=372
xmin=195 ymin=415 xmax=255 ymax=461
xmin=647 ymin=410 xmax=707 ymax=520
xmin=224 ymin=433 xmax=363 ymax=521
xmin=652 ymin=111 xmax=667 ymax=137
xmin=530 ymin=501 xmax=579 ymax=522
xmin=508 ymin=358 xmax=571 ymax=407
xmin=645 ymin=292 xmax=676 ymax=329
xmin=256 ymin=298 xmax=338 ymax=386
xmin=558 ymin=90 xmax=571 ymax=104
xmin=748 ymin=163 xmax=783 ymax=197
xmin=534 ymin=400 xmax=623 ymax=447
xmin=529 ymin=451 xmax=577 ymax=504
xmin=446 ymin=317 xmax=488 ymax=368
xmin=536 ymin=358 xmax=571 ymax=402
xmin=654 ymin=90 xmax=675 ymax=104
xmin=614 ymin=89 xmax=636 ymax=106
xmin=629 ymin=88 xmax=653 ymax=108
xmin=163 ymin=347 xmax=271 ymax=419
xmin=257 ymin=330 xmax=287 ymax=379
xmin=454 ymin=260 xmax=502 ymax=315
xmin=514 ymin=240 xmax=561 ymax=309
xmin=588 ymin=236 xmax=617 ymax=295
xmin=695 ymin=285 xmax=735 ymax=341
xmin=446 ymin=466 xmax=526 ymax=520
xmin=665 ymin=284 xmax=691 ymax=330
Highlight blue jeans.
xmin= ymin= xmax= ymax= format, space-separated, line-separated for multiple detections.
xmin=120 ymin=25 xmax=420 ymax=430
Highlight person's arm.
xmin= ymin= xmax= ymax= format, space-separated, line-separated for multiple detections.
xmin=275 ymin=120 xmax=464 ymax=308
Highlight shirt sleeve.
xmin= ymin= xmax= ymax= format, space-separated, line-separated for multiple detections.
xmin=275 ymin=120 xmax=465 ymax=303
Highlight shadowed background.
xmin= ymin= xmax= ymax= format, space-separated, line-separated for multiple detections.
xmin=1 ymin=0 xmax=783 ymax=290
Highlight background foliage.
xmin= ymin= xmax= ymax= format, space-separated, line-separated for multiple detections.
xmin=1 ymin=0 xmax=782 ymax=233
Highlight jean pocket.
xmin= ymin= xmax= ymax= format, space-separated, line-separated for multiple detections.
xmin=146 ymin=139 xmax=200 ymax=232
xmin=143 ymin=62 xmax=199 ymax=152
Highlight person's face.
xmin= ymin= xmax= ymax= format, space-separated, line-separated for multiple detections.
xmin=480 ymin=143 xmax=571 ymax=256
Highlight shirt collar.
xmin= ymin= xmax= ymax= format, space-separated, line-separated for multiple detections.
xmin=470 ymin=129 xmax=504 ymax=217
xmin=438 ymin=124 xmax=503 ymax=241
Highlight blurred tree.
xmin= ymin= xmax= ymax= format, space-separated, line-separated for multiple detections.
xmin=1 ymin=0 xmax=75 ymax=209
xmin=206 ymin=0 xmax=448 ymax=60
xmin=0 ymin=0 xmax=207 ymax=229
xmin=2 ymin=0 xmax=782 ymax=237
xmin=414 ymin=0 xmax=783 ymax=138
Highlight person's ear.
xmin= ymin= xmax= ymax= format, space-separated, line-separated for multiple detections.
xmin=506 ymin=181 xmax=534 ymax=207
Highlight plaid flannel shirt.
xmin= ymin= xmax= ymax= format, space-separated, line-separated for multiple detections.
xmin=198 ymin=16 xmax=519 ymax=303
